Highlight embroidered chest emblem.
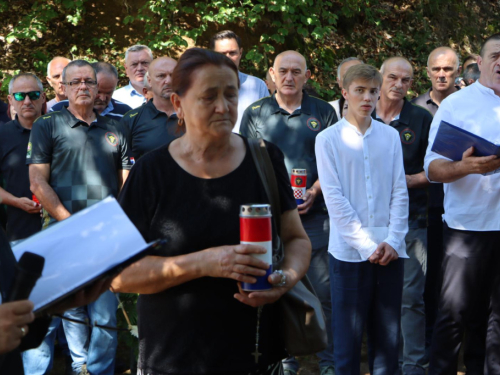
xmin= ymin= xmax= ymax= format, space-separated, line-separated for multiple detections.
xmin=105 ymin=132 xmax=118 ymax=147
xmin=306 ymin=117 xmax=321 ymax=131
xmin=400 ymin=128 xmax=416 ymax=144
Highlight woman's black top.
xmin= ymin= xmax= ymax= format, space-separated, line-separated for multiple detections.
xmin=118 ymin=136 xmax=296 ymax=374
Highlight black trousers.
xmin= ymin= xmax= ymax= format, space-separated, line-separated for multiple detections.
xmin=429 ymin=223 xmax=500 ymax=375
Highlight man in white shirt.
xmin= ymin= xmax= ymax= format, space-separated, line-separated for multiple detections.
xmin=316 ymin=64 xmax=409 ymax=375
xmin=329 ymin=57 xmax=363 ymax=118
xmin=210 ymin=30 xmax=269 ymax=133
xmin=112 ymin=45 xmax=153 ymax=109
xmin=425 ymin=33 xmax=500 ymax=375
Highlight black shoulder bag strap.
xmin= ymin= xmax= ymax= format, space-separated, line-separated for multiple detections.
xmin=247 ymin=138 xmax=284 ymax=265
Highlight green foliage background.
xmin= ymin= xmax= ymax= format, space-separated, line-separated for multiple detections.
xmin=1 ymin=0 xmax=499 ymax=101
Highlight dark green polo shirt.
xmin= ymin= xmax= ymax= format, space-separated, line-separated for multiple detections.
xmin=0 ymin=119 xmax=41 ymax=241
xmin=240 ymin=91 xmax=338 ymax=214
xmin=27 ymin=106 xmax=132 ymax=227
xmin=120 ymin=100 xmax=181 ymax=160
xmin=373 ymin=98 xmax=432 ymax=228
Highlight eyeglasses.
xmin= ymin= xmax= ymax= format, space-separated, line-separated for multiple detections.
xmin=63 ymin=80 xmax=98 ymax=88
xmin=13 ymin=91 xmax=41 ymax=101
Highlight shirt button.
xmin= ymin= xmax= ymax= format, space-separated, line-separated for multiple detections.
xmin=366 ymin=176 xmax=370 ymax=180
xmin=369 ymin=195 xmax=372 ymax=199
xmin=365 ymin=156 xmax=368 ymax=160
xmin=370 ymin=215 xmax=373 ymax=218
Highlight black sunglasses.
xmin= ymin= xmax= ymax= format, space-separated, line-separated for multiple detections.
xmin=13 ymin=91 xmax=41 ymax=101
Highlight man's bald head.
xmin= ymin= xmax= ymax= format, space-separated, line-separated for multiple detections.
xmin=148 ymin=56 xmax=177 ymax=101
xmin=47 ymin=56 xmax=71 ymax=100
xmin=426 ymin=47 xmax=460 ymax=94
xmin=271 ymin=51 xmax=311 ymax=99
xmin=380 ymin=57 xmax=413 ymax=77
xmin=273 ymin=51 xmax=308 ymax=70
xmin=427 ymin=47 xmax=460 ymax=70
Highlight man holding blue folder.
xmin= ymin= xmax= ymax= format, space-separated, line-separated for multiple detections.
xmin=424 ymin=33 xmax=500 ymax=374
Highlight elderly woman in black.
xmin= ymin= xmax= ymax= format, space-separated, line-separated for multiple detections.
xmin=112 ymin=48 xmax=311 ymax=375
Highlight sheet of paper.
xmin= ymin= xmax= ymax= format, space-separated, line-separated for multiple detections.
xmin=13 ymin=196 xmax=147 ymax=311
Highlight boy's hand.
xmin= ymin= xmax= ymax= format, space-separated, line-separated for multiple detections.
xmin=377 ymin=242 xmax=399 ymax=266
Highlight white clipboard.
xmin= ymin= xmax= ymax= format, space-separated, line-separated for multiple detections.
xmin=12 ymin=196 xmax=163 ymax=312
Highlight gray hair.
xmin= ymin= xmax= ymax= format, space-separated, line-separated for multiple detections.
xmin=125 ymin=45 xmax=153 ymax=62
xmin=337 ymin=57 xmax=363 ymax=81
xmin=46 ymin=56 xmax=71 ymax=77
xmin=9 ymin=73 xmax=44 ymax=94
xmin=143 ymin=71 xmax=151 ymax=89
xmin=62 ymin=60 xmax=97 ymax=82
xmin=463 ymin=63 xmax=480 ymax=84
xmin=427 ymin=47 xmax=460 ymax=71
xmin=380 ymin=56 xmax=414 ymax=77
xmin=91 ymin=62 xmax=118 ymax=79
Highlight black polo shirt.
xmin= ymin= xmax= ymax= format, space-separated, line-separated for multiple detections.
xmin=411 ymin=87 xmax=459 ymax=211
xmin=120 ymin=99 xmax=181 ymax=160
xmin=373 ymin=98 xmax=432 ymax=228
xmin=0 ymin=119 xmax=41 ymax=241
xmin=240 ymin=91 xmax=338 ymax=214
xmin=27 ymin=106 xmax=132 ymax=227
xmin=0 ymin=100 xmax=9 ymax=124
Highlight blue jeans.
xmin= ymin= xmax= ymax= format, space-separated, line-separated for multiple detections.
xmin=63 ymin=290 xmax=119 ymax=374
xmin=23 ymin=317 xmax=61 ymax=374
xmin=23 ymin=291 xmax=118 ymax=375
xmin=330 ymin=255 xmax=404 ymax=375
xmin=400 ymin=228 xmax=427 ymax=374
xmin=283 ymin=212 xmax=334 ymax=371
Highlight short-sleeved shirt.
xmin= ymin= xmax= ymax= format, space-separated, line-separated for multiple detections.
xmin=373 ymin=99 xmax=433 ymax=228
xmin=27 ymin=106 xmax=132 ymax=227
xmin=240 ymin=91 xmax=338 ymax=214
xmin=118 ymin=136 xmax=295 ymax=374
xmin=0 ymin=119 xmax=41 ymax=241
xmin=50 ymin=98 xmax=132 ymax=121
xmin=120 ymin=99 xmax=181 ymax=160
xmin=411 ymin=89 xmax=439 ymax=116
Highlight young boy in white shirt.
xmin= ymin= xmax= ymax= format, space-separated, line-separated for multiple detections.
xmin=315 ymin=64 xmax=409 ymax=375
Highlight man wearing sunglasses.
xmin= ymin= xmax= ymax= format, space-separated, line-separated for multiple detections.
xmin=0 ymin=73 xmax=45 ymax=242
xmin=24 ymin=60 xmax=132 ymax=375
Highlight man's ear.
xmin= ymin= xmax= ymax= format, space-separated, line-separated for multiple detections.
xmin=269 ymin=67 xmax=276 ymax=83
xmin=305 ymin=70 xmax=312 ymax=80
xmin=341 ymin=87 xmax=348 ymax=100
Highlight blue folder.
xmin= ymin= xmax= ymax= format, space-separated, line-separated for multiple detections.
xmin=431 ymin=120 xmax=500 ymax=161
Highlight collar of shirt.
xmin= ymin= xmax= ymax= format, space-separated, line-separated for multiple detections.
xmin=12 ymin=117 xmax=30 ymax=133
xmin=145 ymin=99 xmax=177 ymax=119
xmin=60 ymin=106 xmax=104 ymax=129
xmin=345 ymin=117 xmax=375 ymax=137
xmin=373 ymin=97 xmax=415 ymax=124
xmin=100 ymin=99 xmax=115 ymax=117
xmin=475 ymin=79 xmax=500 ymax=98
xmin=270 ymin=91 xmax=313 ymax=115
xmin=123 ymin=82 xmax=144 ymax=98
